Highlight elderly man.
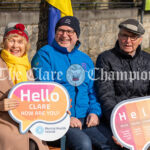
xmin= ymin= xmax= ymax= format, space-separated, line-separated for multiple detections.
xmin=32 ymin=16 xmax=111 ymax=150
xmin=95 ymin=19 xmax=150 ymax=149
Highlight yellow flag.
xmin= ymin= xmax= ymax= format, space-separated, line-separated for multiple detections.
xmin=145 ymin=0 xmax=150 ymax=11
xmin=46 ymin=0 xmax=73 ymax=17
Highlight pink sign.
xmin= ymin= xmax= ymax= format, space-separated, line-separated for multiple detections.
xmin=111 ymin=96 xmax=150 ymax=150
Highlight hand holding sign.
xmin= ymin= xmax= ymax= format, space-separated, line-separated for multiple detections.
xmin=8 ymin=82 xmax=70 ymax=141
xmin=111 ymin=96 xmax=150 ymax=150
xmin=0 ymin=98 xmax=20 ymax=111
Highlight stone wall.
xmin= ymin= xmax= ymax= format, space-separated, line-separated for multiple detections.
xmin=0 ymin=6 xmax=150 ymax=62
xmin=74 ymin=8 xmax=140 ymax=61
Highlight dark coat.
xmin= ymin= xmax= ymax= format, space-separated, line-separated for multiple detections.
xmin=95 ymin=41 xmax=150 ymax=124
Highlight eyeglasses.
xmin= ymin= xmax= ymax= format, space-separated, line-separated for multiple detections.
xmin=119 ymin=33 xmax=140 ymax=41
xmin=56 ymin=28 xmax=75 ymax=36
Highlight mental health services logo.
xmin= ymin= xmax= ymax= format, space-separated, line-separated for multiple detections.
xmin=66 ymin=64 xmax=85 ymax=86
xmin=35 ymin=126 xmax=44 ymax=135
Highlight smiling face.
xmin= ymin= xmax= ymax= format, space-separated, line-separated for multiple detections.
xmin=55 ymin=25 xmax=78 ymax=52
xmin=4 ymin=34 xmax=27 ymax=57
xmin=118 ymin=29 xmax=142 ymax=56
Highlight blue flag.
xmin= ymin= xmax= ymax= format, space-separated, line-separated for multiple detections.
xmin=48 ymin=6 xmax=60 ymax=45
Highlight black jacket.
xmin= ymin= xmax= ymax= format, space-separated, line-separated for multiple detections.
xmin=95 ymin=41 xmax=150 ymax=124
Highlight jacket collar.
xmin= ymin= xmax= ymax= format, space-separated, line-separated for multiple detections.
xmin=114 ymin=40 xmax=141 ymax=59
xmin=52 ymin=39 xmax=81 ymax=54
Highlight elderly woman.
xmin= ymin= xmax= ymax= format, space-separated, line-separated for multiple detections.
xmin=0 ymin=23 xmax=49 ymax=150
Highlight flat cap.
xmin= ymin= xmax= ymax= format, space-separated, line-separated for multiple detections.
xmin=119 ymin=19 xmax=145 ymax=35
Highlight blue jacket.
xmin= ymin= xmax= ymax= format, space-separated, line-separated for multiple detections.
xmin=31 ymin=40 xmax=101 ymax=118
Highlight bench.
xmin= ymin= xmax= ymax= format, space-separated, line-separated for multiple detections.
xmin=48 ymin=136 xmax=66 ymax=150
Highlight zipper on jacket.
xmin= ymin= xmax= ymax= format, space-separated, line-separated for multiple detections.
xmin=128 ymin=60 xmax=135 ymax=95
xmin=74 ymin=87 xmax=78 ymax=117
xmin=67 ymin=53 xmax=78 ymax=117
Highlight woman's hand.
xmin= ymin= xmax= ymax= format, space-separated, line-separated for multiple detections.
xmin=0 ymin=98 xmax=20 ymax=111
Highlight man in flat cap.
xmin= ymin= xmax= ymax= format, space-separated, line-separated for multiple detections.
xmin=95 ymin=19 xmax=150 ymax=149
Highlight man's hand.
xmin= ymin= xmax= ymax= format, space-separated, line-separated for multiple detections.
xmin=86 ymin=113 xmax=99 ymax=127
xmin=0 ymin=98 xmax=20 ymax=111
xmin=70 ymin=117 xmax=82 ymax=130
xmin=112 ymin=136 xmax=123 ymax=148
